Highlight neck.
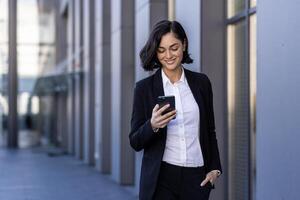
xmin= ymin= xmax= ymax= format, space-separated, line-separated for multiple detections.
xmin=162 ymin=66 xmax=183 ymax=84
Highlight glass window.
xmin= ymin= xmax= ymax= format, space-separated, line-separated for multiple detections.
xmin=227 ymin=19 xmax=251 ymax=200
xmin=249 ymin=15 xmax=257 ymax=199
xmin=251 ymin=0 xmax=257 ymax=8
xmin=0 ymin=0 xmax=8 ymax=147
xmin=0 ymin=0 xmax=8 ymax=84
xmin=250 ymin=15 xmax=257 ymax=101
xmin=17 ymin=0 xmax=41 ymax=148
xmin=227 ymin=0 xmax=245 ymax=18
xmin=227 ymin=0 xmax=257 ymax=198
xmin=168 ymin=0 xmax=175 ymax=21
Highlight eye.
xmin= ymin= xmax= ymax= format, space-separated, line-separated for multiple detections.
xmin=170 ymin=45 xmax=179 ymax=51
xmin=157 ymin=48 xmax=165 ymax=53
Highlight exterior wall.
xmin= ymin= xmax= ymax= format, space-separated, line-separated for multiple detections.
xmin=94 ymin=0 xmax=112 ymax=174
xmin=73 ymin=0 xmax=84 ymax=160
xmin=55 ymin=0 xmax=68 ymax=151
xmin=83 ymin=0 xmax=95 ymax=165
xmin=67 ymin=0 xmax=75 ymax=154
xmin=256 ymin=1 xmax=300 ymax=199
xmin=201 ymin=1 xmax=227 ymax=199
xmin=110 ymin=0 xmax=135 ymax=184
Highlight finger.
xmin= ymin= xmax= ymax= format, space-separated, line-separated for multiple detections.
xmin=200 ymin=177 xmax=210 ymax=187
xmin=158 ymin=109 xmax=176 ymax=121
xmin=156 ymin=104 xmax=170 ymax=115
xmin=158 ymin=112 xmax=176 ymax=127
xmin=157 ymin=109 xmax=176 ymax=121
xmin=152 ymin=104 xmax=159 ymax=113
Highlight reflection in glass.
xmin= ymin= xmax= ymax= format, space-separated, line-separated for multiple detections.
xmin=250 ymin=13 xmax=257 ymax=199
xmin=227 ymin=19 xmax=250 ymax=200
xmin=0 ymin=0 xmax=8 ymax=147
xmin=250 ymin=14 xmax=257 ymax=120
xmin=227 ymin=0 xmax=245 ymax=18
xmin=168 ymin=0 xmax=175 ymax=21
xmin=17 ymin=0 xmax=41 ymax=148
xmin=251 ymin=0 xmax=257 ymax=8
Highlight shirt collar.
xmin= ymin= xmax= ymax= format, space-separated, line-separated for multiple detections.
xmin=161 ymin=67 xmax=186 ymax=87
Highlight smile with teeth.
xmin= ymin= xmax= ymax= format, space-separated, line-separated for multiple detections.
xmin=165 ymin=59 xmax=176 ymax=65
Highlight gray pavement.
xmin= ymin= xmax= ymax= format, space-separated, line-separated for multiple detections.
xmin=0 ymin=147 xmax=138 ymax=200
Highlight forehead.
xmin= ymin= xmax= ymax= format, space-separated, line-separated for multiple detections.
xmin=159 ymin=32 xmax=182 ymax=47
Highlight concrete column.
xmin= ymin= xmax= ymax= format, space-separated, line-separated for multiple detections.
xmin=94 ymin=0 xmax=111 ymax=173
xmin=256 ymin=1 xmax=300 ymax=199
xmin=74 ymin=0 xmax=84 ymax=159
xmin=175 ymin=0 xmax=201 ymax=72
xmin=57 ymin=93 xmax=68 ymax=150
xmin=8 ymin=0 xmax=18 ymax=148
xmin=111 ymin=0 xmax=135 ymax=184
xmin=67 ymin=0 xmax=75 ymax=154
xmin=134 ymin=0 xmax=168 ymax=193
xmin=83 ymin=0 xmax=95 ymax=165
xmin=56 ymin=1 xmax=68 ymax=151
xmin=201 ymin=1 xmax=227 ymax=199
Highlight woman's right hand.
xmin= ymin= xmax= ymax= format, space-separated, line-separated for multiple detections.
xmin=150 ymin=104 xmax=176 ymax=131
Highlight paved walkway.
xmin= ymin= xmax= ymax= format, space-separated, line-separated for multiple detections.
xmin=0 ymin=147 xmax=138 ymax=200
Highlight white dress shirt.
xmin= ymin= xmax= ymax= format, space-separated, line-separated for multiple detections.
xmin=161 ymin=68 xmax=204 ymax=167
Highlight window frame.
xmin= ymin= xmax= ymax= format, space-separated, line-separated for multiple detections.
xmin=226 ymin=0 xmax=257 ymax=200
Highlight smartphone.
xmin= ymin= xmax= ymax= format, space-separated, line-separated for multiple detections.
xmin=157 ymin=95 xmax=176 ymax=119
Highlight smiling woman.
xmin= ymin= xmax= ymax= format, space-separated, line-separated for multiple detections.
xmin=156 ymin=32 xmax=185 ymax=77
xmin=139 ymin=20 xmax=193 ymax=72
xmin=130 ymin=20 xmax=222 ymax=200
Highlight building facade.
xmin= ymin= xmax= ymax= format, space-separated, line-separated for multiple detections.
xmin=1 ymin=0 xmax=300 ymax=200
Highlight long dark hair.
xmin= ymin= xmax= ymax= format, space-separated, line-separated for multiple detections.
xmin=139 ymin=20 xmax=193 ymax=71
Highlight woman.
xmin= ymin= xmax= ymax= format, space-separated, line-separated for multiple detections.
xmin=129 ymin=20 xmax=222 ymax=200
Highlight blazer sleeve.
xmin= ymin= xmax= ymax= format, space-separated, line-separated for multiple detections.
xmin=205 ymin=76 xmax=222 ymax=174
xmin=129 ymin=83 xmax=159 ymax=152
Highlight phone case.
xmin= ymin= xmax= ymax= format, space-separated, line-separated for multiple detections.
xmin=157 ymin=95 xmax=176 ymax=118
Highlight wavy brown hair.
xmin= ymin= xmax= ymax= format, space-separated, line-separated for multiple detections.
xmin=139 ymin=20 xmax=193 ymax=71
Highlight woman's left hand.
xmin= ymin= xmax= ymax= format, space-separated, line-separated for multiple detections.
xmin=200 ymin=170 xmax=220 ymax=187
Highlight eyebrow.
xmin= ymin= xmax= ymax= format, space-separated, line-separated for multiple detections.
xmin=158 ymin=43 xmax=179 ymax=49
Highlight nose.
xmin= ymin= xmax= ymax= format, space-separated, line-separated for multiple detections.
xmin=166 ymin=50 xmax=172 ymax=59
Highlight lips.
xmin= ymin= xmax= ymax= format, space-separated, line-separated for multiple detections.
xmin=165 ymin=59 xmax=176 ymax=65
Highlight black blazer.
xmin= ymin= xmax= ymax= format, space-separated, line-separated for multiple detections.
xmin=129 ymin=68 xmax=222 ymax=200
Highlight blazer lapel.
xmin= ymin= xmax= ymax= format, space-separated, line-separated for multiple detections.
xmin=152 ymin=68 xmax=165 ymax=101
xmin=151 ymin=69 xmax=168 ymax=138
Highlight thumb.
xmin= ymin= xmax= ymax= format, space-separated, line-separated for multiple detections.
xmin=200 ymin=177 xmax=210 ymax=187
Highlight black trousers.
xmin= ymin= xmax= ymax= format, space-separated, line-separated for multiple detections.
xmin=153 ymin=162 xmax=212 ymax=200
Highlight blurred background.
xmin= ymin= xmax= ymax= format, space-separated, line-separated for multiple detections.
xmin=0 ymin=0 xmax=299 ymax=200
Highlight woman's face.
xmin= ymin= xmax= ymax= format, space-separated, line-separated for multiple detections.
xmin=157 ymin=32 xmax=185 ymax=72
